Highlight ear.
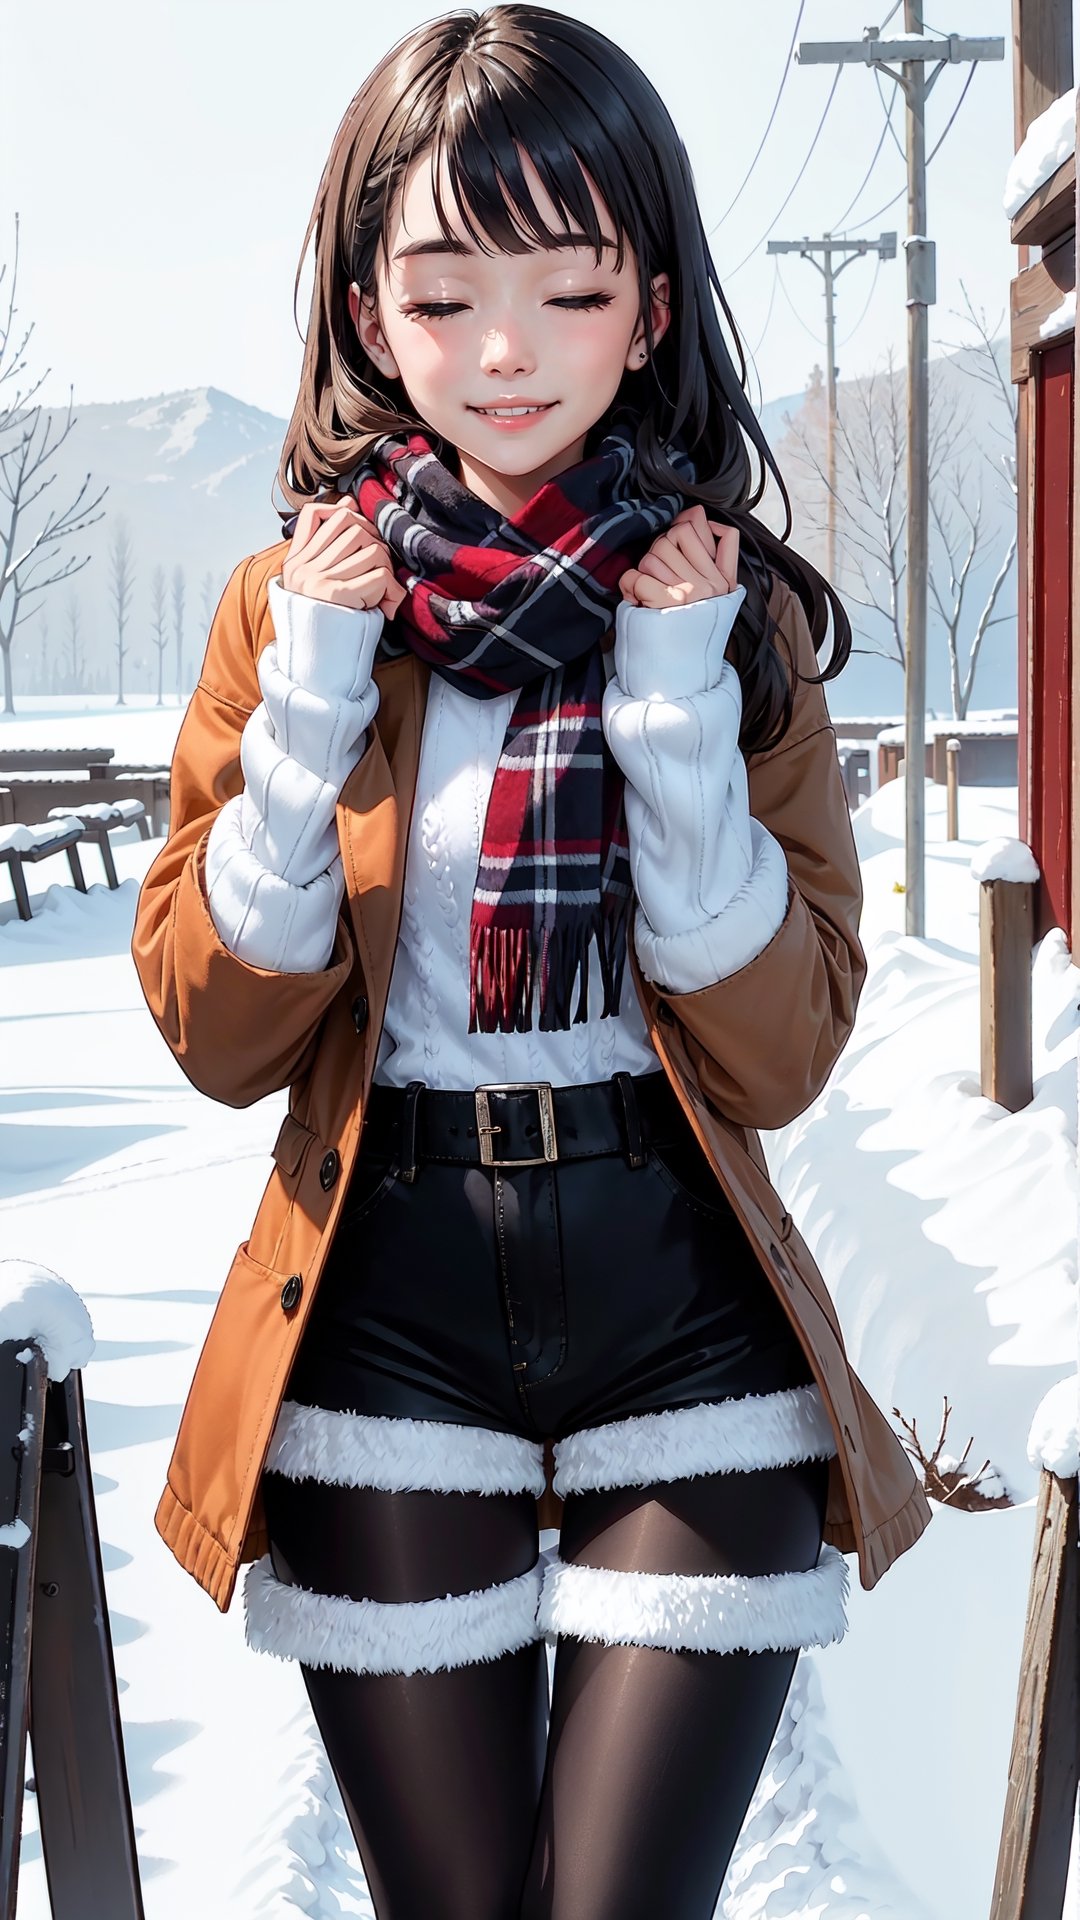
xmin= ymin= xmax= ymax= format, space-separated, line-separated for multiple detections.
xmin=349 ymin=281 xmax=400 ymax=380
xmin=625 ymin=270 xmax=672 ymax=371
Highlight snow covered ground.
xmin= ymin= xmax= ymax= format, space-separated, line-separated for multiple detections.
xmin=1 ymin=699 xmax=1076 ymax=1918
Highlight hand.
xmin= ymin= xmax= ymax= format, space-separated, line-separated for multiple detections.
xmin=618 ymin=505 xmax=740 ymax=609
xmin=282 ymin=498 xmax=407 ymax=620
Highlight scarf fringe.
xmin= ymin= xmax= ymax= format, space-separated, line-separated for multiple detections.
xmin=468 ymin=895 xmax=632 ymax=1035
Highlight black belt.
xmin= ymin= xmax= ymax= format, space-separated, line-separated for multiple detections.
xmin=360 ymin=1070 xmax=689 ymax=1182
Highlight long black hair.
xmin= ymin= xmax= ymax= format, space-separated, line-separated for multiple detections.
xmin=276 ymin=4 xmax=850 ymax=753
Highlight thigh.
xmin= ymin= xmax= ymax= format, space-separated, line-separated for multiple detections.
xmin=259 ymin=1470 xmax=549 ymax=1920
xmin=522 ymin=1457 xmax=835 ymax=1920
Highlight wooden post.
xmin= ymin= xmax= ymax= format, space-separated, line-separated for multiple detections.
xmin=1012 ymin=0 xmax=1073 ymax=155
xmin=989 ymin=1469 xmax=1079 ymax=1920
xmin=946 ymin=738 xmax=961 ymax=840
xmin=980 ymin=877 xmax=1034 ymax=1108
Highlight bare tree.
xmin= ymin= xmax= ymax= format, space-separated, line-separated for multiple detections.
xmin=150 ymin=563 xmax=169 ymax=706
xmin=64 ymin=589 xmax=84 ymax=691
xmin=198 ymin=569 xmax=220 ymax=695
xmin=0 ymin=213 xmax=108 ymax=714
xmin=778 ymin=331 xmax=1013 ymax=716
xmin=777 ymin=345 xmax=963 ymax=670
xmin=928 ymin=462 xmax=1017 ymax=718
xmin=108 ymin=515 xmax=134 ymax=707
xmin=171 ymin=563 xmax=185 ymax=705
xmin=930 ymin=284 xmax=1019 ymax=719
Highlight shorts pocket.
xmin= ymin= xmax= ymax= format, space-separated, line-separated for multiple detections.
xmin=646 ymin=1134 xmax=735 ymax=1221
xmin=338 ymin=1146 xmax=400 ymax=1226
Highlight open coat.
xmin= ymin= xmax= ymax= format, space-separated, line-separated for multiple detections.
xmin=131 ymin=539 xmax=933 ymax=1613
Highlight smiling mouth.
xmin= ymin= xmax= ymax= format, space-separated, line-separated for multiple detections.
xmin=468 ymin=403 xmax=557 ymax=417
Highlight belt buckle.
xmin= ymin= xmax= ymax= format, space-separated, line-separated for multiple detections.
xmin=474 ymin=1081 xmax=559 ymax=1166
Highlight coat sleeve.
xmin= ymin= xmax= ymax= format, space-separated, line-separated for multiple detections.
xmin=653 ymin=579 xmax=867 ymax=1131
xmin=129 ymin=551 xmax=361 ymax=1109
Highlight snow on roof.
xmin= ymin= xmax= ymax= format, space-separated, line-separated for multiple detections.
xmin=876 ymin=714 xmax=1019 ymax=744
xmin=1003 ymin=84 xmax=1077 ymax=218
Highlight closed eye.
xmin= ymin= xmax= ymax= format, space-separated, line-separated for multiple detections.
xmin=403 ymin=294 xmax=616 ymax=319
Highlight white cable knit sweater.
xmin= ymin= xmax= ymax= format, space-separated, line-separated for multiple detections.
xmin=203 ymin=577 xmax=791 ymax=1092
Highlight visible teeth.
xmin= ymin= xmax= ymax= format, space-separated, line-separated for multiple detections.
xmin=476 ymin=405 xmax=549 ymax=416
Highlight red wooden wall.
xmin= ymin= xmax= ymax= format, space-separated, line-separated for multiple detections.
xmin=1029 ymin=337 xmax=1074 ymax=942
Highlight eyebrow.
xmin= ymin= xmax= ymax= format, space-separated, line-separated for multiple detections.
xmin=392 ymin=232 xmax=619 ymax=262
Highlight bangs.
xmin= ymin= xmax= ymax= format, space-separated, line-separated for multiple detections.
xmin=401 ymin=57 xmax=635 ymax=273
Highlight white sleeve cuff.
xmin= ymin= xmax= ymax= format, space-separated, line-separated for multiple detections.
xmin=267 ymin=575 xmax=384 ymax=702
xmin=201 ymin=580 xmax=385 ymax=974
xmin=633 ymin=817 xmax=790 ymax=991
xmin=612 ymin=584 xmax=747 ymax=698
xmin=204 ymin=793 xmax=347 ymax=974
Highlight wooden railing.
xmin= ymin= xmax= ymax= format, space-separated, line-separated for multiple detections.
xmin=0 ymin=1339 xmax=143 ymax=1917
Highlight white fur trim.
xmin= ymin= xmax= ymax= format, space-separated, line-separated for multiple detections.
xmin=552 ymin=1383 xmax=837 ymax=1496
xmin=243 ymin=1552 xmax=545 ymax=1675
xmin=537 ymin=1542 xmax=850 ymax=1654
xmin=265 ymin=1399 xmax=547 ymax=1497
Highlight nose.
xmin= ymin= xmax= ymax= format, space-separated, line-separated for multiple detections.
xmin=479 ymin=317 xmax=536 ymax=380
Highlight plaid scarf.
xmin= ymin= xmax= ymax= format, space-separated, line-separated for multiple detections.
xmin=289 ymin=414 xmax=694 ymax=1032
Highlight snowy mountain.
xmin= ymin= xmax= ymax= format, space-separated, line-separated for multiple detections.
xmin=15 ymin=387 xmax=288 ymax=694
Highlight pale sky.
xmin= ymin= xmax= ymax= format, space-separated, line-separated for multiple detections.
xmin=3 ymin=0 xmax=1049 ymax=418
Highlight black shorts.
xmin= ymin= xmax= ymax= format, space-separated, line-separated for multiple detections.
xmin=284 ymin=1070 xmax=817 ymax=1438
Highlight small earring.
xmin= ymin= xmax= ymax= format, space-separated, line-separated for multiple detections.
xmin=639 ymin=349 xmax=646 ymax=361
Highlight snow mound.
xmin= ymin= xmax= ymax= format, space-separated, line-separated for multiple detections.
xmin=0 ymin=1260 xmax=95 ymax=1380
xmin=1026 ymin=1373 xmax=1079 ymax=1477
xmin=970 ymin=836 xmax=1040 ymax=884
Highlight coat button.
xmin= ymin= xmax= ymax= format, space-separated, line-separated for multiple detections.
xmin=769 ymin=1243 xmax=795 ymax=1287
xmin=351 ymin=992 xmax=369 ymax=1035
xmin=280 ymin=1274 xmax=303 ymax=1311
xmin=319 ymin=1149 xmax=340 ymax=1190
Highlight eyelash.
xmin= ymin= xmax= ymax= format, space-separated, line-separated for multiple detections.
xmin=404 ymin=294 xmax=616 ymax=320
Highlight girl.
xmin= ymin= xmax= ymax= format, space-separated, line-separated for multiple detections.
xmin=133 ymin=7 xmax=930 ymax=1916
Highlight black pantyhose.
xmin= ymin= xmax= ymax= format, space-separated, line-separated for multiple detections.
xmin=262 ymin=1454 xmax=831 ymax=1920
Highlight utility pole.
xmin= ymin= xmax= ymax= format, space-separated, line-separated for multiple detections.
xmin=767 ymin=231 xmax=897 ymax=584
xmin=796 ymin=19 xmax=1004 ymax=936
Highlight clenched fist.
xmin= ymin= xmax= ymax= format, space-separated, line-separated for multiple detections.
xmin=283 ymin=499 xmax=407 ymax=620
xmin=619 ymin=504 xmax=739 ymax=609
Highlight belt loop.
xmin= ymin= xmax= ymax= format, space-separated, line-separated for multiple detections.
xmin=397 ymin=1079 xmax=425 ymax=1183
xmin=612 ymin=1071 xmax=647 ymax=1170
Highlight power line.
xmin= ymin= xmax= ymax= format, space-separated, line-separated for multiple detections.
xmin=925 ymin=60 xmax=979 ymax=164
xmin=835 ymin=60 xmax=979 ymax=237
xmin=836 ymin=251 xmax=882 ymax=344
xmin=707 ymin=1 xmax=807 ymax=236
xmin=874 ymin=65 xmax=907 ymax=161
xmin=832 ymin=73 xmax=903 ymax=230
xmin=722 ymin=64 xmax=845 ymax=281
xmin=749 ymin=254 xmax=781 ymax=357
xmin=774 ymin=255 xmax=826 ymax=345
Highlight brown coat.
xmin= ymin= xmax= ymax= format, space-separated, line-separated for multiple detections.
xmin=131 ymin=540 xmax=932 ymax=1614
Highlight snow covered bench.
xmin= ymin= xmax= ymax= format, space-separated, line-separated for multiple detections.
xmin=46 ymin=800 xmax=147 ymax=889
xmin=0 ymin=819 xmax=87 ymax=922
xmin=0 ymin=748 xmax=115 ymax=773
